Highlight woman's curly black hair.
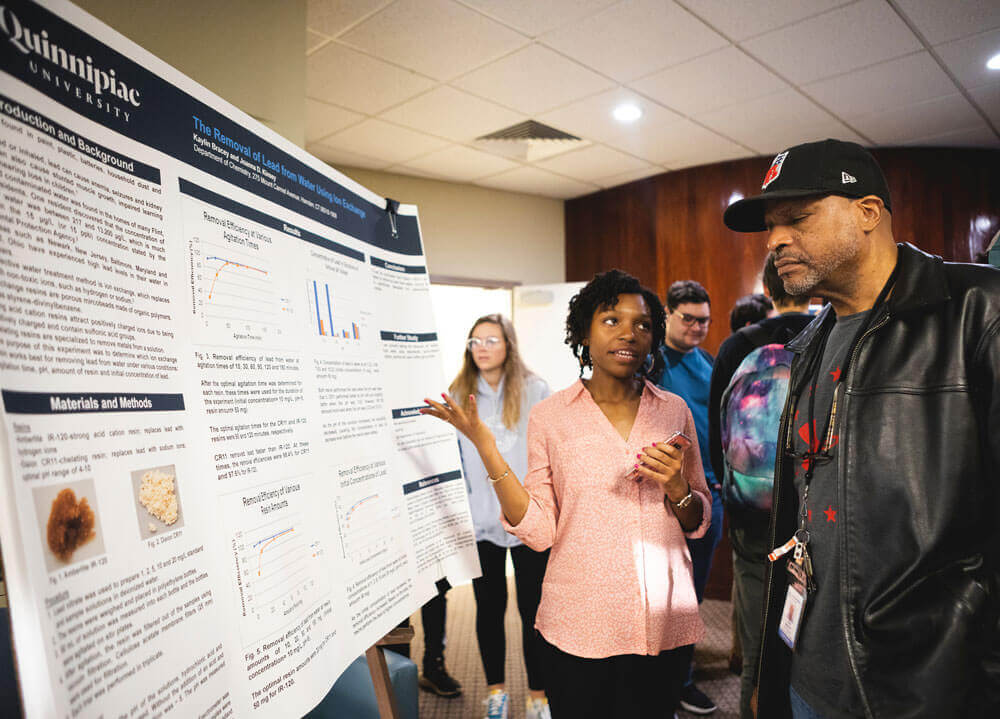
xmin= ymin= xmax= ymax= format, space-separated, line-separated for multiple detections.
xmin=565 ymin=269 xmax=666 ymax=378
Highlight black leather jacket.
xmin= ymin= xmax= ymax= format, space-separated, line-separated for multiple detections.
xmin=756 ymin=243 xmax=1000 ymax=718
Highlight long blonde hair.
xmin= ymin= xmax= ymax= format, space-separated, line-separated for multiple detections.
xmin=449 ymin=313 xmax=532 ymax=429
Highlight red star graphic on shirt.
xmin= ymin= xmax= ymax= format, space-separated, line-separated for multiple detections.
xmin=807 ymin=509 xmax=813 ymax=522
xmin=830 ymin=366 xmax=842 ymax=382
xmin=824 ymin=505 xmax=837 ymax=522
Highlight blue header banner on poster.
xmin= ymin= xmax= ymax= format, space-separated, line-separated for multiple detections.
xmin=0 ymin=0 xmax=423 ymax=255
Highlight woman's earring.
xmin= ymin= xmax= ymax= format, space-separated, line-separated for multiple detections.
xmin=641 ymin=352 xmax=654 ymax=376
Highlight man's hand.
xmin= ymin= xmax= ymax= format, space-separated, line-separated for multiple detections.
xmin=420 ymin=392 xmax=494 ymax=449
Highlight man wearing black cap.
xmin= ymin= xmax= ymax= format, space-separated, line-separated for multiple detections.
xmin=724 ymin=139 xmax=1000 ymax=718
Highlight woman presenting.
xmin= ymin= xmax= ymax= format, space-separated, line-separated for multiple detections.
xmin=422 ymin=270 xmax=711 ymax=718
xmin=450 ymin=314 xmax=551 ymax=719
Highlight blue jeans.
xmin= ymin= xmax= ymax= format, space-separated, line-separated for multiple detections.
xmin=678 ymin=485 xmax=724 ymax=686
xmin=790 ymin=686 xmax=827 ymax=719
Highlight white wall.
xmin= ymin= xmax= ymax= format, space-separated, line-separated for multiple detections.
xmin=337 ymin=168 xmax=566 ymax=286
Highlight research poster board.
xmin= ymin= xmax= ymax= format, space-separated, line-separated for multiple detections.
xmin=0 ymin=1 xmax=480 ymax=716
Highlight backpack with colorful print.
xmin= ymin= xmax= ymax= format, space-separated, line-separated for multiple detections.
xmin=720 ymin=332 xmax=794 ymax=515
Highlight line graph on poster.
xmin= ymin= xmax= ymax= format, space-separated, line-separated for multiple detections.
xmin=334 ymin=491 xmax=402 ymax=566
xmin=224 ymin=476 xmax=326 ymax=647
xmin=188 ymin=236 xmax=293 ymax=343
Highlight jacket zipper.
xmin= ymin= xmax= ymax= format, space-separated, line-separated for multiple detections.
xmin=840 ymin=311 xmax=889 ymax=719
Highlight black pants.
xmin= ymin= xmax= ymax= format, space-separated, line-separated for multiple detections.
xmin=540 ymin=635 xmax=686 ymax=718
xmin=471 ymin=541 xmax=549 ymax=690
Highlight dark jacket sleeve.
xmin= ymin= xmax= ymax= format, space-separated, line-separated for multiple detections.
xmin=708 ymin=334 xmax=747 ymax=488
xmin=974 ymin=315 xmax=1000 ymax=711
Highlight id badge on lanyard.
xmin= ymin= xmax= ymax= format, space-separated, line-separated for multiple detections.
xmin=769 ymin=519 xmax=816 ymax=651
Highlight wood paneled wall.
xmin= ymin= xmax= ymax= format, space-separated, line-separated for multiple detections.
xmin=566 ymin=148 xmax=1000 ymax=356
xmin=565 ymin=147 xmax=1000 ymax=600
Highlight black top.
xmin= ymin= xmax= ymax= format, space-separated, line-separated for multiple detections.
xmin=788 ymin=311 xmax=867 ymax=718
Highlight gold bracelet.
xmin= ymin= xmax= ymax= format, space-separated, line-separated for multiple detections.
xmin=488 ymin=467 xmax=511 ymax=484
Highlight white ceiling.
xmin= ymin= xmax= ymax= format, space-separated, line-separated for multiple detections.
xmin=305 ymin=0 xmax=1000 ymax=199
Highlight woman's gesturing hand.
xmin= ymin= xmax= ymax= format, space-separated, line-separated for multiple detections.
xmin=420 ymin=393 xmax=495 ymax=449
xmin=634 ymin=440 xmax=689 ymax=503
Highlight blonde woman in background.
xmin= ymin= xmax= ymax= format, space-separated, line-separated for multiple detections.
xmin=451 ymin=314 xmax=550 ymax=719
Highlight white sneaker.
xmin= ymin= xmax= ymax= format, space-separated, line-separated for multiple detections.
xmin=484 ymin=689 xmax=508 ymax=719
xmin=526 ymin=695 xmax=551 ymax=719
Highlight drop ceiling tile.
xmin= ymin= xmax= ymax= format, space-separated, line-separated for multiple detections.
xmin=539 ymin=88 xmax=685 ymax=153
xmin=651 ymin=121 xmax=752 ymax=167
xmin=595 ymin=165 xmax=666 ymax=189
xmin=308 ymin=142 xmax=392 ymax=171
xmin=695 ymin=89 xmax=863 ymax=154
xmin=536 ymin=145 xmax=653 ymax=181
xmin=339 ymin=0 xmax=528 ymax=81
xmin=935 ymin=28 xmax=1000 ymax=91
xmin=630 ymin=46 xmax=788 ymax=116
xmin=305 ymin=99 xmax=364 ymax=143
xmin=475 ymin=166 xmax=599 ymax=198
xmin=320 ymin=119 xmax=451 ymax=165
xmin=307 ymin=42 xmax=435 ymax=114
xmin=903 ymin=122 xmax=1000 ymax=148
xmin=307 ymin=30 xmax=329 ymax=53
xmin=542 ymin=0 xmax=728 ymax=82
xmin=307 ymin=0 xmax=391 ymax=38
xmin=742 ymin=0 xmax=921 ymax=85
xmin=802 ymin=52 xmax=960 ymax=120
xmin=459 ymin=0 xmax=619 ymax=37
xmin=678 ymin=0 xmax=853 ymax=42
xmin=970 ymin=84 xmax=1000 ymax=127
xmin=454 ymin=44 xmax=615 ymax=115
xmin=895 ymin=0 xmax=1000 ymax=45
xmin=849 ymin=94 xmax=984 ymax=144
xmin=395 ymin=144 xmax=521 ymax=181
xmin=379 ymin=86 xmax=526 ymax=142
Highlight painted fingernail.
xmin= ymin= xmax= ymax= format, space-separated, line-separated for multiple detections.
xmin=652 ymin=442 xmax=657 ymax=447
xmin=634 ymin=463 xmax=639 ymax=469
xmin=636 ymin=453 xmax=642 ymax=459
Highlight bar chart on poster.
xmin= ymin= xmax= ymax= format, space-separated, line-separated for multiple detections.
xmin=303 ymin=248 xmax=375 ymax=355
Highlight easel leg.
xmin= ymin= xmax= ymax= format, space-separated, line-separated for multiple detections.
xmin=366 ymin=645 xmax=400 ymax=719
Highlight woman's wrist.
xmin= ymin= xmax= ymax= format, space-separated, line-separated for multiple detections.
xmin=664 ymin=480 xmax=691 ymax=505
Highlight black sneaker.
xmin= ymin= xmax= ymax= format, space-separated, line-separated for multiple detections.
xmin=679 ymin=683 xmax=717 ymax=715
xmin=419 ymin=656 xmax=462 ymax=697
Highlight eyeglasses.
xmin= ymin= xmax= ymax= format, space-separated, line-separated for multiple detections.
xmin=674 ymin=311 xmax=711 ymax=327
xmin=467 ymin=336 xmax=503 ymax=350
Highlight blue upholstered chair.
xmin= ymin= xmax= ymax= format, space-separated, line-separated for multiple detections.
xmin=305 ymin=648 xmax=418 ymax=719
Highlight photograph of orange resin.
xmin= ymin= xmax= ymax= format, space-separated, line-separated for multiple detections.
xmin=33 ymin=479 xmax=106 ymax=571
xmin=46 ymin=488 xmax=96 ymax=562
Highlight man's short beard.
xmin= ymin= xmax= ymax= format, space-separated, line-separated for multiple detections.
xmin=779 ymin=228 xmax=862 ymax=298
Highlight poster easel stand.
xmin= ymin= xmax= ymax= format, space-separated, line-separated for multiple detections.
xmin=366 ymin=625 xmax=414 ymax=719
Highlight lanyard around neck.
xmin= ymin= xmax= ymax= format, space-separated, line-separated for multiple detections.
xmin=798 ymin=262 xmax=900 ymax=485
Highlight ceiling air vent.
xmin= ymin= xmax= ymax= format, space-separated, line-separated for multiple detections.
xmin=474 ymin=120 xmax=589 ymax=162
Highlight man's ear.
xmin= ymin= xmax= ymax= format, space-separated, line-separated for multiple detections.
xmin=854 ymin=195 xmax=885 ymax=233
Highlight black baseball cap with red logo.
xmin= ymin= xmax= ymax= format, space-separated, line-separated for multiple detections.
xmin=723 ymin=138 xmax=892 ymax=232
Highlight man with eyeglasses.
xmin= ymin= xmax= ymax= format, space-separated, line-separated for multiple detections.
xmin=655 ymin=280 xmax=721 ymax=716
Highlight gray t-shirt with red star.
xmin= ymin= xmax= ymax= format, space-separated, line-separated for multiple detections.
xmin=789 ymin=310 xmax=866 ymax=718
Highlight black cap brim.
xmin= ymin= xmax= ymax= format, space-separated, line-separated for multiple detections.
xmin=723 ymin=188 xmax=834 ymax=233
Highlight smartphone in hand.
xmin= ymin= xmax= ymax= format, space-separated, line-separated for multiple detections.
xmin=630 ymin=431 xmax=693 ymax=481
xmin=666 ymin=431 xmax=692 ymax=452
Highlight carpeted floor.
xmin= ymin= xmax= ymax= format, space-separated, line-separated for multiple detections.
xmin=409 ymin=579 xmax=740 ymax=718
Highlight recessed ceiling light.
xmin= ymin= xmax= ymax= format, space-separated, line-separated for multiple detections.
xmin=988 ymin=52 xmax=1000 ymax=70
xmin=612 ymin=103 xmax=642 ymax=123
